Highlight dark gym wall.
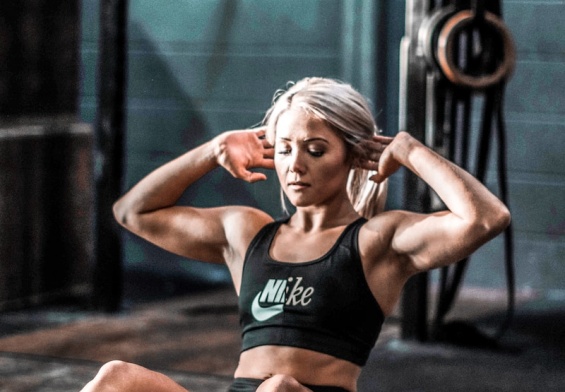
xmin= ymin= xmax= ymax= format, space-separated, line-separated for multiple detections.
xmin=0 ymin=1 xmax=92 ymax=309
xmin=78 ymin=0 xmax=565 ymax=301
xmin=462 ymin=1 xmax=565 ymax=294
xmin=80 ymin=0 xmax=396 ymax=300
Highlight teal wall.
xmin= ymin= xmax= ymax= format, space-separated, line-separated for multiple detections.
xmin=461 ymin=1 xmax=565 ymax=294
xmin=80 ymin=1 xmax=565 ymax=298
xmin=80 ymin=0 xmax=383 ymax=296
xmin=124 ymin=0 xmax=345 ymax=290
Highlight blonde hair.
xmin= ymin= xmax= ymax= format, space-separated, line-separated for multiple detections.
xmin=262 ymin=77 xmax=387 ymax=219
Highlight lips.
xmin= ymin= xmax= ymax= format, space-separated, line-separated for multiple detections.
xmin=288 ymin=181 xmax=310 ymax=189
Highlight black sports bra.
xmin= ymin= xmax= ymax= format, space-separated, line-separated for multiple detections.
xmin=238 ymin=218 xmax=384 ymax=366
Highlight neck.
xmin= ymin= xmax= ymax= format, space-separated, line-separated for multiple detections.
xmin=289 ymin=203 xmax=360 ymax=232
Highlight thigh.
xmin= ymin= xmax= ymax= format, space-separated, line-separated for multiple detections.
xmin=125 ymin=364 xmax=190 ymax=392
xmin=81 ymin=361 xmax=190 ymax=392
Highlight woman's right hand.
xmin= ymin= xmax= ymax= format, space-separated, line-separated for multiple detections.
xmin=214 ymin=127 xmax=275 ymax=183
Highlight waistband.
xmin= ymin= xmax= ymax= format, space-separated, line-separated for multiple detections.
xmin=227 ymin=377 xmax=350 ymax=392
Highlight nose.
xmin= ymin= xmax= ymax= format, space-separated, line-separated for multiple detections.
xmin=288 ymin=151 xmax=305 ymax=174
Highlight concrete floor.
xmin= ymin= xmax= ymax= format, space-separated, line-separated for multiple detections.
xmin=0 ymin=286 xmax=564 ymax=391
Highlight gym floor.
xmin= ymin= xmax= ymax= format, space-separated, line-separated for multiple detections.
xmin=0 ymin=285 xmax=564 ymax=392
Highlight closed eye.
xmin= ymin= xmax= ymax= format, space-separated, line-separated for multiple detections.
xmin=309 ymin=150 xmax=324 ymax=157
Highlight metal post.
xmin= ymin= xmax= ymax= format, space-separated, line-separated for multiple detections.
xmin=92 ymin=0 xmax=128 ymax=312
xmin=398 ymin=0 xmax=432 ymax=341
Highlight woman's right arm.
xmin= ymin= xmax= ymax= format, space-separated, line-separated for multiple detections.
xmin=113 ymin=128 xmax=274 ymax=265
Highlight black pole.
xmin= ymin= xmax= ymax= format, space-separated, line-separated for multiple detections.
xmin=399 ymin=0 xmax=432 ymax=341
xmin=92 ymin=0 xmax=128 ymax=312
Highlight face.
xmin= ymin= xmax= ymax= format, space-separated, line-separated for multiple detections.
xmin=274 ymin=108 xmax=352 ymax=208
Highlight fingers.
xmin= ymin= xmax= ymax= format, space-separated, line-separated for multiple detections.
xmin=354 ymin=133 xmax=400 ymax=183
xmin=260 ymin=157 xmax=275 ymax=170
xmin=370 ymin=137 xmax=392 ymax=151
xmin=261 ymin=138 xmax=274 ymax=151
xmin=356 ymin=138 xmax=387 ymax=165
xmin=254 ymin=126 xmax=268 ymax=140
xmin=258 ymin=131 xmax=275 ymax=162
xmin=219 ymin=127 xmax=274 ymax=183
xmin=256 ymin=127 xmax=274 ymax=157
xmin=246 ymin=172 xmax=268 ymax=183
xmin=360 ymin=160 xmax=379 ymax=171
xmin=369 ymin=172 xmax=385 ymax=183
xmin=354 ymin=135 xmax=393 ymax=174
xmin=229 ymin=156 xmax=273 ymax=183
xmin=372 ymin=134 xmax=394 ymax=143
xmin=262 ymin=149 xmax=274 ymax=162
xmin=230 ymin=166 xmax=268 ymax=183
xmin=367 ymin=145 xmax=384 ymax=161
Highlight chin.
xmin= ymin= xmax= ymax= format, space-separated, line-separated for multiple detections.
xmin=285 ymin=197 xmax=309 ymax=208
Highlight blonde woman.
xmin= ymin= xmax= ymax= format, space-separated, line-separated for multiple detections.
xmin=81 ymin=77 xmax=510 ymax=392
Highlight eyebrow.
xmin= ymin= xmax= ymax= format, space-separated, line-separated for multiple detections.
xmin=277 ymin=137 xmax=329 ymax=144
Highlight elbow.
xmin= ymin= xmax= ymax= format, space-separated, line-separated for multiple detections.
xmin=112 ymin=200 xmax=125 ymax=226
xmin=477 ymin=204 xmax=512 ymax=241
xmin=498 ymin=205 xmax=512 ymax=231
xmin=491 ymin=204 xmax=511 ymax=235
xmin=112 ymin=198 xmax=133 ymax=228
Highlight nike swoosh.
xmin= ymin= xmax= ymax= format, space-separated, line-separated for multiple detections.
xmin=251 ymin=292 xmax=284 ymax=322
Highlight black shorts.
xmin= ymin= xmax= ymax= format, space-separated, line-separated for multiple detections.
xmin=227 ymin=377 xmax=350 ymax=392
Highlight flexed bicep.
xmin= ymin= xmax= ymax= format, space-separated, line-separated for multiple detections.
xmin=127 ymin=205 xmax=272 ymax=267
xmin=123 ymin=206 xmax=230 ymax=263
xmin=113 ymin=128 xmax=276 ymax=264
xmin=369 ymin=132 xmax=509 ymax=274
xmin=389 ymin=210 xmax=496 ymax=275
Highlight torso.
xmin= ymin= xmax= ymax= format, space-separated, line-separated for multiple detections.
xmin=234 ymin=212 xmax=405 ymax=316
xmin=232 ymin=216 xmax=388 ymax=391
xmin=234 ymin=346 xmax=360 ymax=391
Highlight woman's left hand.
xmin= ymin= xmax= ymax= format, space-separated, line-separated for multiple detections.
xmin=356 ymin=133 xmax=398 ymax=183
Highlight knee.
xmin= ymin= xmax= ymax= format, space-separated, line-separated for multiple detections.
xmin=86 ymin=360 xmax=136 ymax=391
xmin=98 ymin=360 xmax=134 ymax=381
xmin=257 ymin=374 xmax=312 ymax=392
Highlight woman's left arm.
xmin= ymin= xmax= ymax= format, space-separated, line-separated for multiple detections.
xmin=368 ymin=131 xmax=511 ymax=274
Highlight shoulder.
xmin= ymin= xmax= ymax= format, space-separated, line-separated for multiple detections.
xmin=223 ymin=206 xmax=274 ymax=241
xmin=358 ymin=210 xmax=411 ymax=250
xmin=357 ymin=210 xmax=416 ymax=276
xmin=221 ymin=206 xmax=274 ymax=260
xmin=219 ymin=207 xmax=273 ymax=293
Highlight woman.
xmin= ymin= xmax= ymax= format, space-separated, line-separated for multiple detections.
xmin=81 ymin=77 xmax=510 ymax=392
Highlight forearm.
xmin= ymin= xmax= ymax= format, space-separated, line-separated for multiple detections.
xmin=113 ymin=139 xmax=219 ymax=226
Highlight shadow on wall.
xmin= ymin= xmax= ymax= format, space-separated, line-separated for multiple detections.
xmin=122 ymin=5 xmax=280 ymax=306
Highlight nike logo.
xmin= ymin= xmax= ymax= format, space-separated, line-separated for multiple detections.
xmin=250 ymin=277 xmax=315 ymax=322
xmin=251 ymin=292 xmax=284 ymax=321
